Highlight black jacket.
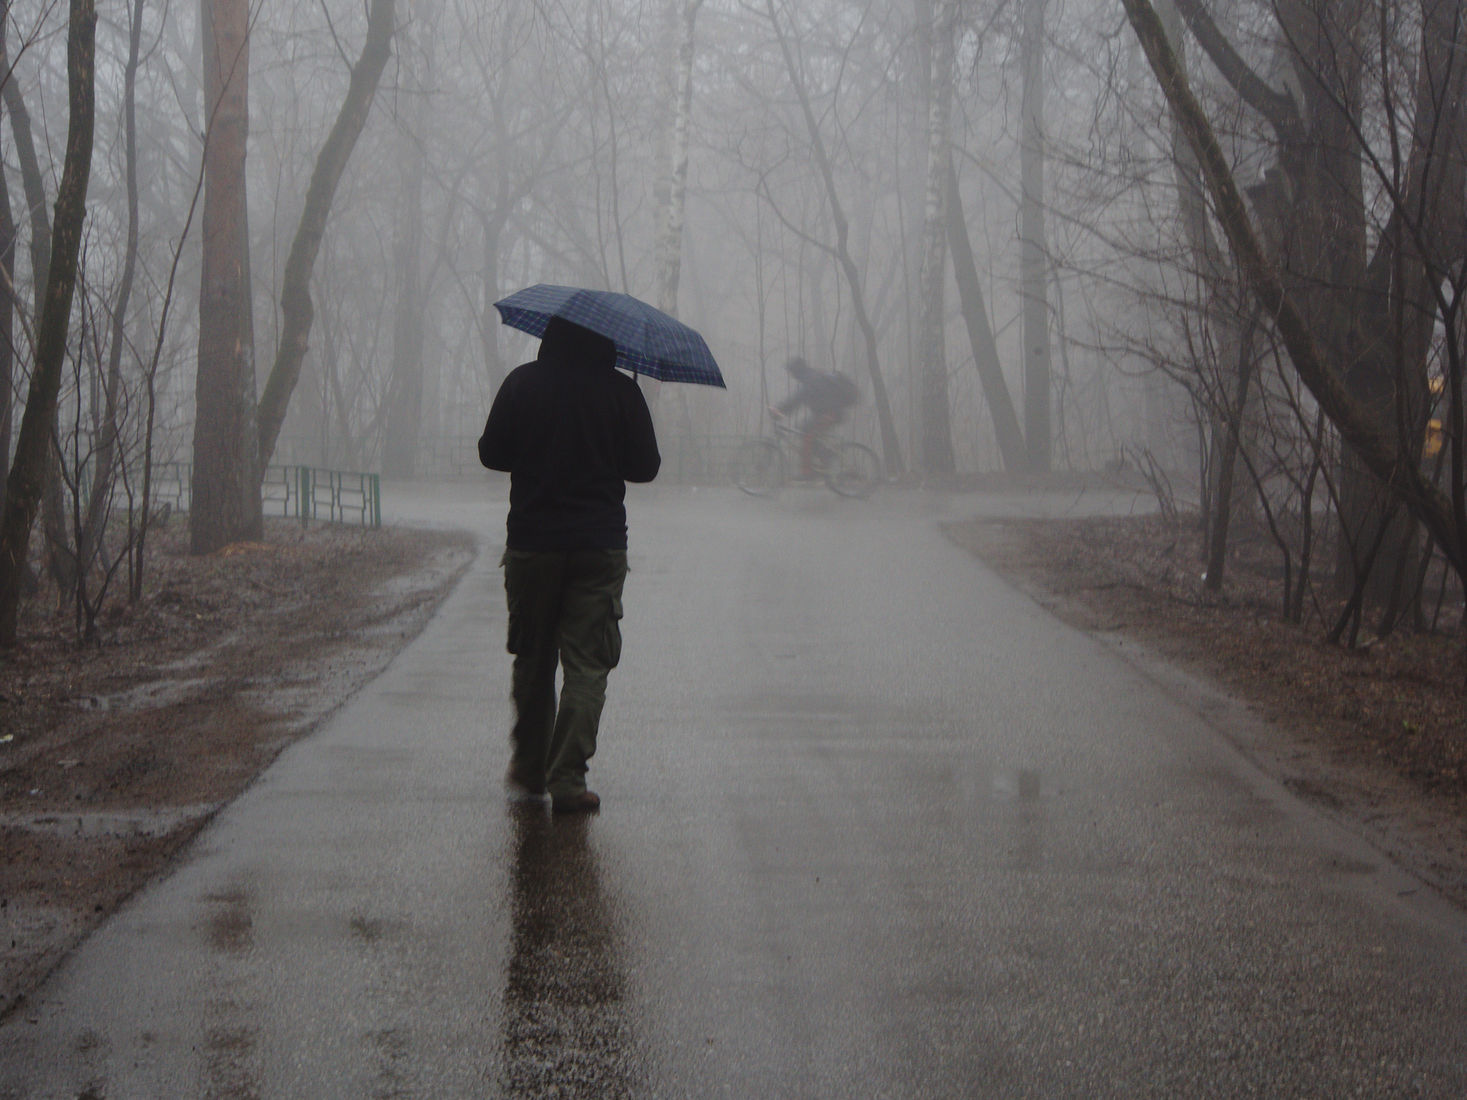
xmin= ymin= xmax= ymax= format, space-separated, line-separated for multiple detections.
xmin=479 ymin=317 xmax=660 ymax=550
xmin=777 ymin=369 xmax=856 ymax=419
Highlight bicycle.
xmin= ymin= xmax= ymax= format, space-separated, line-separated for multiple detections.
xmin=732 ymin=421 xmax=882 ymax=498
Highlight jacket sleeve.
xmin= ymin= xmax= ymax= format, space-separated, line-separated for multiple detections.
xmin=621 ymin=382 xmax=661 ymax=484
xmin=478 ymin=381 xmax=516 ymax=472
xmin=775 ymin=385 xmax=805 ymax=415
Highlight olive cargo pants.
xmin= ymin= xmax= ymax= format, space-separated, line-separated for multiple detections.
xmin=502 ymin=548 xmax=628 ymax=799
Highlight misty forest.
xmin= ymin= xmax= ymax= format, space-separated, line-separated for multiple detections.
xmin=0 ymin=0 xmax=1463 ymax=649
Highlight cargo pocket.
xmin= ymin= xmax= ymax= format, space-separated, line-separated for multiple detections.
xmin=502 ymin=550 xmax=527 ymax=655
xmin=601 ymin=595 xmax=624 ymax=670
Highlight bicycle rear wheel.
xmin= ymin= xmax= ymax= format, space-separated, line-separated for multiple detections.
xmin=732 ymin=438 xmax=786 ymax=496
xmin=826 ymin=441 xmax=881 ymax=498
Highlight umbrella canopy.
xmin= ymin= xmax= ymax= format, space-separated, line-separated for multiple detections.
xmin=494 ymin=284 xmax=726 ymax=388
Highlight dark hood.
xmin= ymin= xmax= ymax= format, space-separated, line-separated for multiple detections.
xmin=538 ymin=316 xmax=617 ymax=370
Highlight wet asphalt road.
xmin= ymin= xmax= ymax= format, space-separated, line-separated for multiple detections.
xmin=4 ymin=482 xmax=1467 ymax=1098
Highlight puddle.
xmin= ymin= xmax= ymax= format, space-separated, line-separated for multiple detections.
xmin=992 ymin=768 xmax=1044 ymax=802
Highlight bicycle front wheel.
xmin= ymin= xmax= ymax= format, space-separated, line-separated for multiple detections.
xmin=826 ymin=441 xmax=881 ymax=498
xmin=732 ymin=438 xmax=786 ymax=496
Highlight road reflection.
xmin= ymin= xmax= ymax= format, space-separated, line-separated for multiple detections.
xmin=501 ymin=806 xmax=644 ymax=1098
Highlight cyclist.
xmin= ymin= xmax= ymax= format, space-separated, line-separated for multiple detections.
xmin=768 ymin=357 xmax=859 ymax=479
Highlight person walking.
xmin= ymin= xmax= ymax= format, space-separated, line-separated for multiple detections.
xmin=479 ymin=316 xmax=661 ymax=814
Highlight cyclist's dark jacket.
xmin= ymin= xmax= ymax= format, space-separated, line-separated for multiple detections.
xmin=479 ymin=317 xmax=660 ymax=551
xmin=777 ymin=370 xmax=856 ymax=419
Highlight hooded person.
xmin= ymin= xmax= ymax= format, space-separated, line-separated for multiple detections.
xmin=770 ymin=356 xmax=858 ymax=478
xmin=479 ymin=315 xmax=661 ymax=813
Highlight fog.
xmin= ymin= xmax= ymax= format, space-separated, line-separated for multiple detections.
xmin=1 ymin=0 xmax=1196 ymax=482
xmin=3 ymin=0 xmax=1463 ymax=619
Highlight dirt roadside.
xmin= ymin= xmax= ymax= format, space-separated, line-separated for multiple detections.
xmin=944 ymin=512 xmax=1467 ymax=911
xmin=0 ymin=518 xmax=476 ymax=1020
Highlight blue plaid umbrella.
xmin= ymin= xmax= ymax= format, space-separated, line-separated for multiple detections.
xmin=493 ymin=284 xmax=726 ymax=388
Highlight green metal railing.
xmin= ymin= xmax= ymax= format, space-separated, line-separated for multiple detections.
xmin=155 ymin=463 xmax=381 ymax=528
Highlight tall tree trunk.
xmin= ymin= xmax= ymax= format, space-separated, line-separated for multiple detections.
xmin=1 ymin=61 xmax=52 ymax=316
xmin=257 ymin=0 xmax=396 ymax=470
xmin=1203 ymin=314 xmax=1259 ymax=590
xmin=764 ymin=0 xmax=904 ymax=477
xmin=2 ymin=24 xmax=73 ymax=598
xmin=0 ymin=0 xmax=96 ymax=645
xmin=1020 ymin=0 xmax=1051 ymax=472
xmin=0 ymin=9 xmax=13 ymax=518
xmin=654 ymin=0 xmax=702 ymax=319
xmin=916 ymin=0 xmax=956 ymax=473
xmin=382 ymin=138 xmax=426 ymax=477
xmin=191 ymin=0 xmax=261 ymax=554
xmin=1122 ymin=0 xmax=1465 ymax=582
xmin=81 ymin=0 xmax=145 ymax=575
xmin=1160 ymin=0 xmax=1249 ymax=585
xmin=480 ymin=209 xmax=507 ymax=394
xmin=946 ymin=156 xmax=1026 ymax=472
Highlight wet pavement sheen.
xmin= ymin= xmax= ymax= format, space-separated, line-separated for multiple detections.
xmin=3 ymin=482 xmax=1467 ymax=1098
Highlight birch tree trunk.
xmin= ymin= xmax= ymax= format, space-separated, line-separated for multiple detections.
xmin=191 ymin=0 xmax=262 ymax=553
xmin=0 ymin=0 xmax=96 ymax=644
xmin=654 ymin=0 xmax=702 ymax=319
xmin=479 ymin=209 xmax=507 ymax=394
xmin=916 ymin=0 xmax=956 ymax=473
xmin=1020 ymin=0 xmax=1051 ymax=472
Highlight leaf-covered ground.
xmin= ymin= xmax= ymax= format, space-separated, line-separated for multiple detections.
xmin=0 ymin=518 xmax=474 ymax=1018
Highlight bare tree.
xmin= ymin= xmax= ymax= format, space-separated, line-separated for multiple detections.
xmin=1121 ymin=0 xmax=1466 ymax=589
xmin=1020 ymin=0 xmax=1051 ymax=471
xmin=256 ymin=0 xmax=396 ymax=470
xmin=0 ymin=0 xmax=97 ymax=645
xmin=946 ymin=154 xmax=1026 ymax=472
xmin=761 ymin=0 xmax=904 ymax=477
xmin=1163 ymin=0 xmax=1466 ymax=615
xmin=191 ymin=0 xmax=262 ymax=553
xmin=0 ymin=5 xmax=14 ymax=518
xmin=654 ymin=0 xmax=704 ymax=318
xmin=915 ymin=0 xmax=956 ymax=473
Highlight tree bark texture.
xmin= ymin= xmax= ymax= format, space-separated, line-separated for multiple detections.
xmin=191 ymin=0 xmax=262 ymax=554
xmin=256 ymin=0 xmax=396 ymax=470
xmin=916 ymin=0 xmax=956 ymax=473
xmin=0 ymin=0 xmax=97 ymax=645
